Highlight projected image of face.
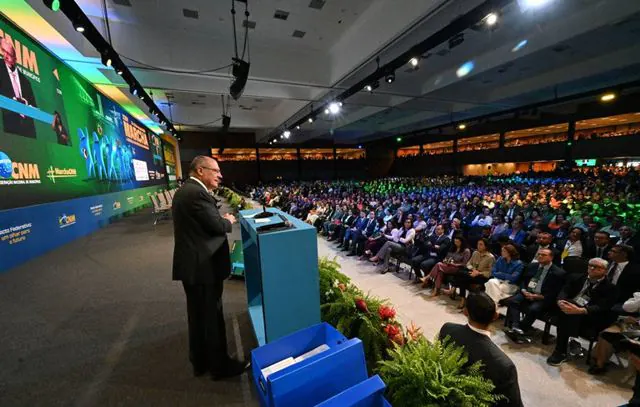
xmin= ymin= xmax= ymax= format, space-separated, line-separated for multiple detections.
xmin=0 ymin=37 xmax=17 ymax=71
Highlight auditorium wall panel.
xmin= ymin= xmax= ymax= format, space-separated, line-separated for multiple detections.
xmin=573 ymin=137 xmax=640 ymax=159
xmin=219 ymin=161 xmax=260 ymax=186
xmin=301 ymin=160 xmax=334 ymax=180
xmin=336 ymin=160 xmax=367 ymax=180
xmin=259 ymin=161 xmax=299 ymax=182
xmin=366 ymin=146 xmax=395 ymax=178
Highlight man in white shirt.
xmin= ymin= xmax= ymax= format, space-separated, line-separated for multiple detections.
xmin=471 ymin=207 xmax=493 ymax=227
xmin=0 ymin=37 xmax=37 ymax=138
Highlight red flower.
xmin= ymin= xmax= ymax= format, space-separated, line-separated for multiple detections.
xmin=384 ymin=324 xmax=400 ymax=338
xmin=378 ymin=305 xmax=396 ymax=321
xmin=355 ymin=298 xmax=369 ymax=313
xmin=391 ymin=332 xmax=405 ymax=346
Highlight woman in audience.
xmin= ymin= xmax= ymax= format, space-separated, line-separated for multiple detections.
xmin=560 ymin=227 xmax=584 ymax=263
xmin=484 ymin=244 xmax=524 ymax=306
xmin=420 ymin=236 xmax=471 ymax=297
xmin=370 ymin=218 xmax=415 ymax=274
xmin=447 ymin=238 xmax=496 ymax=309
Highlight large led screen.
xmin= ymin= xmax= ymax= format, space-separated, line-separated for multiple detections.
xmin=0 ymin=14 xmax=166 ymax=210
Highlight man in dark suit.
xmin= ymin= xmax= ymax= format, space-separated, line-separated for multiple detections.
xmin=439 ymin=293 xmax=523 ymax=407
xmin=584 ymin=230 xmax=613 ymax=260
xmin=340 ymin=210 xmax=367 ymax=250
xmin=607 ymin=244 xmax=640 ymax=311
xmin=547 ymin=257 xmax=617 ymax=366
xmin=410 ymin=224 xmax=450 ymax=281
xmin=345 ymin=211 xmax=377 ymax=256
xmin=505 ymin=249 xmax=566 ymax=343
xmin=172 ymin=156 xmax=248 ymax=379
xmin=524 ymin=231 xmax=560 ymax=265
xmin=0 ymin=37 xmax=37 ymax=138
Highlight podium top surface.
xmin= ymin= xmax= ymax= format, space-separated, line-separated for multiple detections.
xmin=240 ymin=208 xmax=314 ymax=235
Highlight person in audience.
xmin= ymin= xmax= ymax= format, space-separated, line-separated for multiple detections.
xmin=360 ymin=219 xmax=387 ymax=259
xmin=503 ymin=219 xmax=527 ymax=246
xmin=345 ymin=211 xmax=377 ymax=256
xmin=448 ymin=218 xmax=462 ymax=240
xmin=339 ymin=210 xmax=367 ymax=250
xmin=560 ymin=227 xmax=584 ymax=263
xmin=439 ymin=293 xmax=524 ymax=407
xmin=331 ymin=209 xmax=357 ymax=243
xmin=574 ymin=214 xmax=594 ymax=233
xmin=525 ymin=231 xmax=560 ymax=265
xmin=322 ymin=205 xmax=344 ymax=236
xmin=602 ymin=215 xmax=624 ymax=239
xmin=589 ymin=291 xmax=640 ymax=375
xmin=491 ymin=215 xmax=510 ymax=241
xmin=547 ymin=257 xmax=617 ymax=366
xmin=484 ymin=244 xmax=524 ymax=306
xmin=584 ymin=230 xmax=613 ymax=260
xmin=449 ymin=238 xmax=496 ymax=309
xmin=607 ymin=244 xmax=640 ymax=306
xmin=618 ymin=225 xmax=640 ymax=253
xmin=410 ymin=224 xmax=450 ymax=282
xmin=421 ymin=236 xmax=471 ymax=296
xmin=504 ymin=249 xmax=566 ymax=343
xmin=370 ymin=217 xmax=415 ymax=274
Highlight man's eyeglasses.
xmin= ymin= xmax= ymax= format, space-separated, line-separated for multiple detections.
xmin=588 ymin=264 xmax=605 ymax=269
xmin=200 ymin=167 xmax=220 ymax=174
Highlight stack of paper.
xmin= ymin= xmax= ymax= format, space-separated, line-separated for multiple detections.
xmin=260 ymin=344 xmax=331 ymax=380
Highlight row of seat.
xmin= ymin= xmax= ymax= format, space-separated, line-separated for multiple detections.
xmin=150 ymin=189 xmax=177 ymax=225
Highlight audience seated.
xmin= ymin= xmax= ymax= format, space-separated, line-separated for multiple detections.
xmin=369 ymin=217 xmax=415 ymax=274
xmin=485 ymin=244 xmax=525 ymax=305
xmin=450 ymin=238 xmax=496 ymax=309
xmin=420 ymin=236 xmax=471 ymax=296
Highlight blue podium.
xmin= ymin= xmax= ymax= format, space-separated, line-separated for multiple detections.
xmin=240 ymin=208 xmax=320 ymax=346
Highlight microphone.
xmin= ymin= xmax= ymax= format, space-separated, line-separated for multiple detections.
xmin=254 ymin=204 xmax=273 ymax=219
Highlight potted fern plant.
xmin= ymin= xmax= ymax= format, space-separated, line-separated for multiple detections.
xmin=378 ymin=336 xmax=503 ymax=407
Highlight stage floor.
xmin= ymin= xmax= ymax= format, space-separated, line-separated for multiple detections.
xmin=318 ymin=237 xmax=633 ymax=407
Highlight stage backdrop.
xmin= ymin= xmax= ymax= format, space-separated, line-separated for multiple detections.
xmin=0 ymin=14 xmax=168 ymax=272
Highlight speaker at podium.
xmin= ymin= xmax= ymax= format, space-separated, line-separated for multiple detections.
xmin=240 ymin=208 xmax=320 ymax=346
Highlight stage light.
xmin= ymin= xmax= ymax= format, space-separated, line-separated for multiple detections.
xmin=364 ymin=84 xmax=373 ymax=92
xmin=116 ymin=66 xmax=124 ymax=75
xmin=512 ymin=39 xmax=528 ymax=52
xmin=129 ymin=85 xmax=138 ymax=96
xmin=308 ymin=117 xmax=314 ymax=123
xmin=358 ymin=145 xmax=363 ymax=149
xmin=396 ymin=137 xmax=402 ymax=142
xmin=519 ymin=0 xmax=553 ymax=9
xmin=409 ymin=57 xmax=419 ymax=68
xmin=43 ymin=0 xmax=61 ymax=12
xmin=328 ymin=102 xmax=341 ymax=115
xmin=600 ymin=93 xmax=616 ymax=102
xmin=485 ymin=13 xmax=498 ymax=26
xmin=296 ymin=125 xmax=300 ymax=130
xmin=385 ymin=72 xmax=395 ymax=84
xmin=324 ymin=108 xmax=330 ymax=115
xmin=456 ymin=61 xmax=475 ymax=78
xmin=101 ymin=52 xmax=112 ymax=67
xmin=458 ymin=123 xmax=467 ymax=130
xmin=73 ymin=22 xmax=85 ymax=33
xmin=283 ymin=130 xmax=291 ymax=139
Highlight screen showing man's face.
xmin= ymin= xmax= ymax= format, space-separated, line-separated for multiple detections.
xmin=0 ymin=38 xmax=17 ymax=70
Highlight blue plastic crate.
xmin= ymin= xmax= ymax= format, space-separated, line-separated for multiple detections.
xmin=315 ymin=375 xmax=392 ymax=407
xmin=251 ymin=322 xmax=368 ymax=407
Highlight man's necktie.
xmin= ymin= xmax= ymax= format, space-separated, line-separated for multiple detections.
xmin=607 ymin=262 xmax=618 ymax=282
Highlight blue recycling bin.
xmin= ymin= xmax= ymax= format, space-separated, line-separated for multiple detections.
xmin=315 ymin=375 xmax=392 ymax=407
xmin=251 ymin=322 xmax=368 ymax=407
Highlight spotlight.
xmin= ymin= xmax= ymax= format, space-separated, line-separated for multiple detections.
xmin=296 ymin=125 xmax=300 ymax=130
xmin=73 ymin=21 xmax=85 ymax=33
xmin=338 ymin=101 xmax=343 ymax=107
xmin=519 ymin=0 xmax=553 ymax=10
xmin=115 ymin=65 xmax=124 ymax=75
xmin=101 ymin=52 xmax=112 ymax=67
xmin=385 ymin=72 xmax=395 ymax=84
xmin=458 ymin=123 xmax=467 ymax=130
xmin=328 ymin=102 xmax=341 ymax=115
xmin=512 ymin=39 xmax=528 ymax=52
xmin=600 ymin=93 xmax=616 ymax=102
xmin=283 ymin=130 xmax=291 ymax=139
xmin=280 ymin=134 xmax=284 ymax=139
xmin=364 ymin=84 xmax=373 ymax=92
xmin=308 ymin=117 xmax=314 ymax=123
xmin=456 ymin=61 xmax=475 ymax=78
xmin=324 ymin=108 xmax=330 ymax=115
xmin=129 ymin=85 xmax=138 ymax=96
xmin=485 ymin=13 xmax=498 ymax=26
xmin=396 ymin=137 xmax=402 ymax=142
xmin=358 ymin=145 xmax=363 ymax=149
xmin=409 ymin=57 xmax=419 ymax=68
xmin=43 ymin=0 xmax=61 ymax=12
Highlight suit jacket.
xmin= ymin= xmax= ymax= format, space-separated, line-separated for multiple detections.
xmin=363 ymin=218 xmax=377 ymax=237
xmin=611 ymin=262 xmax=640 ymax=305
xmin=0 ymin=64 xmax=37 ymax=138
xmin=439 ymin=323 xmax=523 ymax=407
xmin=583 ymin=243 xmax=612 ymax=260
xmin=525 ymin=243 xmax=561 ymax=265
xmin=558 ymin=274 xmax=617 ymax=318
xmin=172 ymin=179 xmax=232 ymax=284
xmin=520 ymin=263 xmax=566 ymax=307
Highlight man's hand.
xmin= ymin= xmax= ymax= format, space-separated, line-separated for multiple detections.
xmin=469 ymin=269 xmax=481 ymax=278
xmin=223 ymin=213 xmax=237 ymax=224
xmin=558 ymin=300 xmax=587 ymax=315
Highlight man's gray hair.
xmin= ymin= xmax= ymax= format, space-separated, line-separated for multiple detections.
xmin=588 ymin=257 xmax=609 ymax=269
xmin=189 ymin=155 xmax=214 ymax=175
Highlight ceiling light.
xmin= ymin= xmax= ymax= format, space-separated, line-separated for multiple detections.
xmin=458 ymin=123 xmax=467 ymax=130
xmin=43 ymin=0 xmax=61 ymax=12
xmin=512 ymin=39 xmax=528 ymax=52
xmin=364 ymin=84 xmax=372 ymax=92
xmin=129 ymin=85 xmax=138 ymax=96
xmin=324 ymin=108 xmax=330 ymax=115
xmin=73 ymin=22 xmax=85 ymax=33
xmin=283 ymin=130 xmax=291 ymax=139
xmin=396 ymin=137 xmax=402 ymax=142
xmin=328 ymin=102 xmax=341 ymax=115
xmin=296 ymin=125 xmax=300 ymax=130
xmin=600 ymin=93 xmax=616 ymax=102
xmin=409 ymin=57 xmax=419 ymax=68
xmin=519 ymin=0 xmax=553 ymax=10
xmin=308 ymin=117 xmax=314 ymax=123
xmin=101 ymin=52 xmax=112 ymax=67
xmin=456 ymin=61 xmax=475 ymax=78
xmin=116 ymin=66 xmax=124 ymax=75
xmin=485 ymin=13 xmax=498 ymax=26
xmin=385 ymin=72 xmax=395 ymax=84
